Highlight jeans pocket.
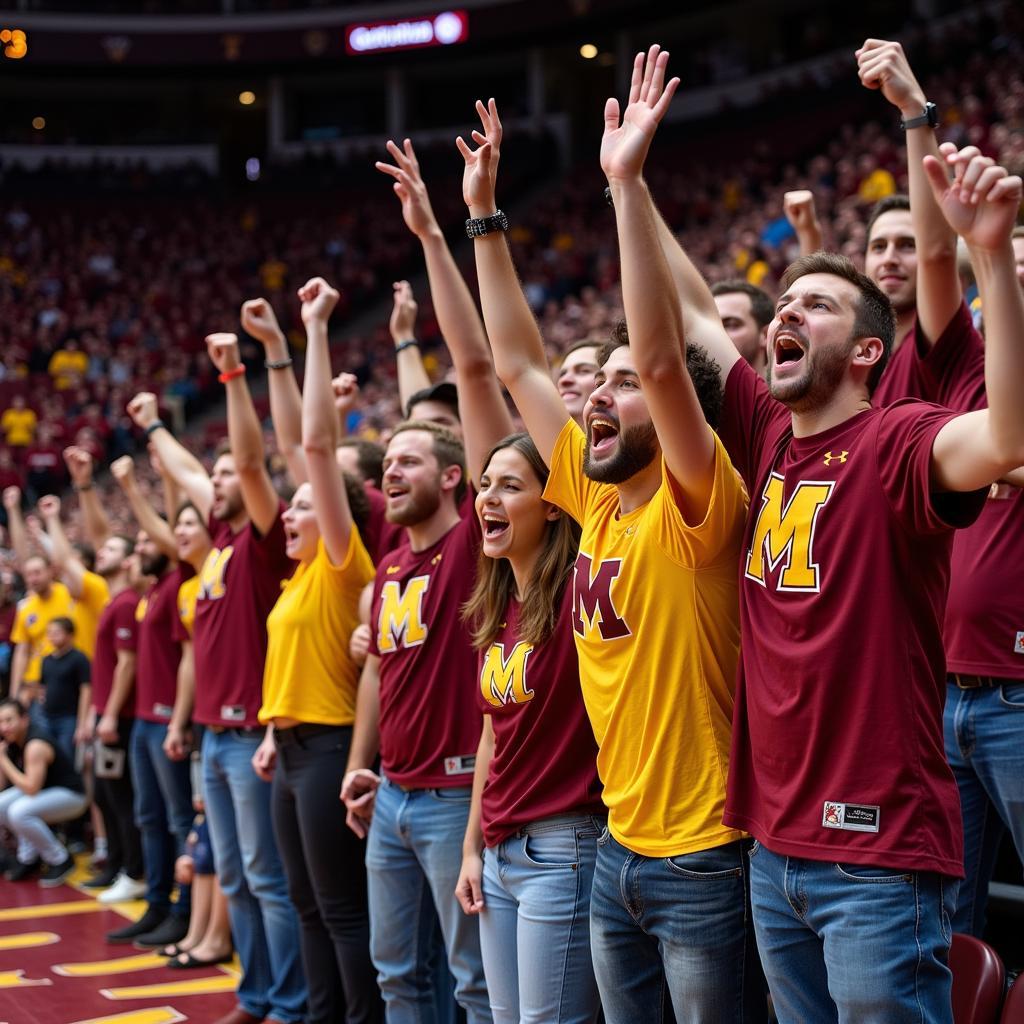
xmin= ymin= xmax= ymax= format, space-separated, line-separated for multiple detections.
xmin=522 ymin=829 xmax=579 ymax=869
xmin=747 ymin=839 xmax=761 ymax=860
xmin=596 ymin=825 xmax=612 ymax=847
xmin=665 ymin=842 xmax=744 ymax=880
xmin=999 ymin=683 xmax=1024 ymax=709
xmin=834 ymin=863 xmax=912 ymax=884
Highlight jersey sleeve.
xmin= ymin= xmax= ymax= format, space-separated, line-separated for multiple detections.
xmin=542 ymin=419 xmax=607 ymax=525
xmin=77 ymin=651 xmax=91 ymax=685
xmin=875 ymin=401 xmax=987 ymax=535
xmin=173 ymin=578 xmax=197 ymax=641
xmin=113 ymin=598 xmax=140 ymax=652
xmin=718 ymin=359 xmax=789 ymax=493
xmin=912 ymin=302 xmax=986 ymax=413
xmin=80 ymin=570 xmax=110 ymax=616
xmin=652 ymin=432 xmax=749 ymax=568
xmin=251 ymin=504 xmax=293 ymax=579
xmin=10 ymin=604 xmax=29 ymax=645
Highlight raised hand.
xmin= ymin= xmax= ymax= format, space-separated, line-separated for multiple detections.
xmin=855 ymin=39 xmax=926 ymax=115
xmin=784 ymin=190 xmax=820 ymax=233
xmin=332 ymin=372 xmax=360 ymax=417
xmin=923 ymin=143 xmax=1023 ymax=252
xmin=205 ymin=333 xmax=242 ymax=374
xmin=110 ymin=455 xmax=136 ymax=487
xmin=36 ymin=495 xmax=61 ymax=520
xmin=389 ymin=281 xmax=418 ymax=343
xmin=63 ymin=445 xmax=94 ymax=488
xmin=601 ymin=45 xmax=679 ymax=183
xmin=240 ymin=298 xmax=284 ymax=347
xmin=2 ymin=486 xmax=21 ymax=511
xmin=375 ymin=139 xmax=441 ymax=238
xmin=297 ymin=276 xmax=340 ymax=329
xmin=127 ymin=392 xmax=159 ymax=430
xmin=455 ymin=98 xmax=503 ymax=213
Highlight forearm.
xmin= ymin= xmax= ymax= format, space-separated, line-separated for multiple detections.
xmin=170 ymin=644 xmax=195 ymax=731
xmin=44 ymin=516 xmax=85 ymax=597
xmin=264 ymin=332 xmax=308 ymax=486
xmin=76 ymin=685 xmax=92 ymax=732
xmin=79 ymin=487 xmax=112 ymax=549
xmin=10 ymin=645 xmax=27 ymax=699
xmin=0 ymin=755 xmax=30 ymax=793
xmin=396 ymin=345 xmax=431 ymax=412
xmin=147 ymin=426 xmax=213 ymax=519
xmin=6 ymin=505 xmax=30 ymax=565
xmin=795 ymin=222 xmax=824 ymax=256
xmin=159 ymin=471 xmax=181 ymax=523
xmin=224 ymin=375 xmax=265 ymax=474
xmin=463 ymin=723 xmax=493 ymax=856
xmin=105 ymin=656 xmax=136 ymax=721
xmin=301 ymin=321 xmax=337 ymax=457
xmin=121 ymin=479 xmax=177 ymax=559
xmin=346 ymin=659 xmax=381 ymax=772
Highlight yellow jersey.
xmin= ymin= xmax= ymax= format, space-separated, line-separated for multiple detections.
xmin=1 ymin=407 xmax=37 ymax=446
xmin=73 ymin=570 xmax=110 ymax=660
xmin=176 ymin=575 xmax=201 ymax=637
xmin=11 ymin=581 xmax=75 ymax=683
xmin=259 ymin=532 xmax=374 ymax=726
xmin=544 ymin=421 xmax=748 ymax=857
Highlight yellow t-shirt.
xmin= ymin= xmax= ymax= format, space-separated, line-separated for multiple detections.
xmin=858 ymin=167 xmax=897 ymax=204
xmin=543 ymin=421 xmax=748 ymax=857
xmin=1 ymin=407 xmax=37 ymax=446
xmin=47 ymin=349 xmax=88 ymax=389
xmin=11 ymin=582 xmax=75 ymax=683
xmin=176 ymin=576 xmax=201 ymax=636
xmin=259 ymin=532 xmax=374 ymax=726
xmin=72 ymin=571 xmax=110 ymax=660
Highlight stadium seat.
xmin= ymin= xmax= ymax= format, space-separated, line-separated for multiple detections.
xmin=1001 ymin=978 xmax=1024 ymax=1023
xmin=951 ymin=933 xmax=1005 ymax=1024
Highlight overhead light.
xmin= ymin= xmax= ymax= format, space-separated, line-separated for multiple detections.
xmin=579 ymin=43 xmax=598 ymax=60
xmin=32 ymin=116 xmax=45 ymax=130
xmin=239 ymin=90 xmax=256 ymax=106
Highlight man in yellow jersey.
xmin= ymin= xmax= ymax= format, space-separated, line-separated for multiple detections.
xmin=461 ymin=52 xmax=765 ymax=1022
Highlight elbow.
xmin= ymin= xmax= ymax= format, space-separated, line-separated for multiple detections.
xmin=301 ymin=435 xmax=333 ymax=459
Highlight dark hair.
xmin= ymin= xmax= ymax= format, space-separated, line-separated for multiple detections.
xmin=342 ymin=472 xmax=371 ymax=539
xmin=866 ymin=194 xmax=911 ymax=240
xmin=48 ymin=616 xmax=75 ymax=635
xmin=595 ymin=321 xmax=725 ymax=430
xmin=390 ymin=420 xmax=468 ymax=507
xmin=74 ymin=542 xmax=96 ymax=572
xmin=112 ymin=534 xmax=136 ymax=558
xmin=561 ymin=338 xmax=602 ymax=360
xmin=174 ymin=500 xmax=211 ymax=536
xmin=337 ymin=438 xmax=386 ymax=490
xmin=0 ymin=697 xmax=28 ymax=716
xmin=781 ymin=252 xmax=895 ymax=394
xmin=711 ymin=279 xmax=774 ymax=328
xmin=405 ymin=382 xmax=460 ymax=422
xmin=1012 ymin=225 xmax=1024 ymax=240
xmin=462 ymin=433 xmax=581 ymax=649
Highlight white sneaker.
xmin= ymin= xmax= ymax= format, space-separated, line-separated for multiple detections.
xmin=97 ymin=873 xmax=147 ymax=904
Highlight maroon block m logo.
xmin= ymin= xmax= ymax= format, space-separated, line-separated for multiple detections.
xmin=572 ymin=552 xmax=630 ymax=641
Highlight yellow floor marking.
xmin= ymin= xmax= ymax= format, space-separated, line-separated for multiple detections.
xmin=0 ymin=968 xmax=53 ymax=987
xmin=67 ymin=1009 xmax=186 ymax=1024
xmin=0 ymin=899 xmax=104 ymax=922
xmin=101 ymin=973 xmax=239 ymax=999
xmin=52 ymin=952 xmax=169 ymax=977
xmin=0 ymin=930 xmax=60 ymax=950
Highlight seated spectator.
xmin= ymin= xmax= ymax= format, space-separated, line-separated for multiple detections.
xmin=0 ymin=697 xmax=87 ymax=886
xmin=1 ymin=395 xmax=37 ymax=449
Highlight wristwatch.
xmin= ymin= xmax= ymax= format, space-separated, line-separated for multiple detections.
xmin=465 ymin=210 xmax=508 ymax=238
xmin=900 ymin=102 xmax=939 ymax=130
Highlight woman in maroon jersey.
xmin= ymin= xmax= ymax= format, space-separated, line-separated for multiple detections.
xmin=456 ymin=432 xmax=605 ymax=1024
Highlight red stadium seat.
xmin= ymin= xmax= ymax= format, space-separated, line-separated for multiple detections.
xmin=1002 ymin=979 xmax=1024 ymax=1023
xmin=951 ymin=933 xmax=1005 ymax=1024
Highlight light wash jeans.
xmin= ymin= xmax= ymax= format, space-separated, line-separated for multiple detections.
xmin=0 ymin=785 xmax=88 ymax=864
xmin=944 ymin=679 xmax=1024 ymax=935
xmin=749 ymin=841 xmax=957 ymax=1024
xmin=366 ymin=775 xmax=490 ymax=1024
xmin=480 ymin=813 xmax=603 ymax=1024
xmin=590 ymin=831 xmax=765 ymax=1024
xmin=202 ymin=728 xmax=306 ymax=1023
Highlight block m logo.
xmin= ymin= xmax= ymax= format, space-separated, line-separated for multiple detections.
xmin=572 ymin=552 xmax=630 ymax=641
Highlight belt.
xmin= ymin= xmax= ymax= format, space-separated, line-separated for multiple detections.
xmin=274 ymin=722 xmax=349 ymax=745
xmin=207 ymin=725 xmax=264 ymax=737
xmin=951 ymin=674 xmax=1006 ymax=689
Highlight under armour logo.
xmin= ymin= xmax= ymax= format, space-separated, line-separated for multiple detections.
xmin=385 ymin=565 xmax=402 ymax=575
xmin=823 ymin=450 xmax=848 ymax=466
xmin=431 ymin=553 xmax=443 ymax=565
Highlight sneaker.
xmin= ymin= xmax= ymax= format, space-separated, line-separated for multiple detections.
xmin=5 ymin=858 xmax=40 ymax=881
xmin=82 ymin=867 xmax=119 ymax=889
xmin=39 ymin=854 xmax=75 ymax=888
xmin=97 ymin=873 xmax=147 ymax=904
xmin=133 ymin=913 xmax=189 ymax=949
xmin=106 ymin=904 xmax=167 ymax=944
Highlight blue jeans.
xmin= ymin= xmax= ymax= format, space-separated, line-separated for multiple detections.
xmin=130 ymin=719 xmax=194 ymax=917
xmin=590 ymin=832 xmax=764 ymax=1024
xmin=749 ymin=841 xmax=957 ymax=1024
xmin=366 ymin=776 xmax=490 ymax=1024
xmin=480 ymin=814 xmax=603 ymax=1024
xmin=43 ymin=712 xmax=77 ymax=763
xmin=202 ymin=728 xmax=306 ymax=1023
xmin=944 ymin=679 xmax=1024 ymax=936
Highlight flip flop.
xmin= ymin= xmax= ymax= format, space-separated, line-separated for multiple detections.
xmin=166 ymin=950 xmax=234 ymax=970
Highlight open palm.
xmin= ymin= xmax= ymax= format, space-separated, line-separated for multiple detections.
xmin=456 ymin=98 xmax=502 ymax=211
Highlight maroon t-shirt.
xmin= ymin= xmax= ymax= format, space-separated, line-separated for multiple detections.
xmin=135 ymin=566 xmax=193 ymax=723
xmin=363 ymin=483 xmax=406 ymax=565
xmin=192 ymin=510 xmax=292 ymax=728
xmin=91 ymin=588 xmax=140 ymax=717
xmin=719 ymin=359 xmax=985 ymax=877
xmin=368 ymin=510 xmax=483 ymax=788
xmin=478 ymin=587 xmax=603 ymax=848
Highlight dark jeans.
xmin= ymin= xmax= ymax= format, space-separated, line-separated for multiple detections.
xmin=272 ymin=723 xmax=383 ymax=1024
xmin=93 ymin=716 xmax=144 ymax=880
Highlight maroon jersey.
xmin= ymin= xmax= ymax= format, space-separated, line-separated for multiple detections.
xmin=135 ymin=566 xmax=193 ymax=723
xmin=477 ymin=586 xmax=603 ymax=848
xmin=91 ymin=588 xmax=140 ymax=716
xmin=363 ymin=483 xmax=406 ymax=565
xmin=873 ymin=302 xmax=985 ymax=412
xmin=192 ymin=510 xmax=291 ymax=728
xmin=719 ymin=359 xmax=985 ymax=877
xmin=368 ymin=510 xmax=483 ymax=788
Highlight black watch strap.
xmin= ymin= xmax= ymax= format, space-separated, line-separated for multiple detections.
xmin=900 ymin=101 xmax=939 ymax=130
xmin=466 ymin=210 xmax=508 ymax=238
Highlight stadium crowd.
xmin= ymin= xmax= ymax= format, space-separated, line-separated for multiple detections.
xmin=2 ymin=20 xmax=1024 ymax=1024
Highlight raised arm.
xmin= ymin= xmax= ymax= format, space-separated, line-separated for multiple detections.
xmin=110 ymin=456 xmax=177 ymax=561
xmin=298 ymin=277 xmax=355 ymax=566
xmin=858 ymin=38 xmax=960 ymax=343
xmin=928 ymin=146 xmax=1024 ymax=490
xmin=390 ymin=281 xmax=432 ymax=411
xmin=205 ymin=334 xmax=280 ymax=536
xmin=784 ymin=190 xmax=825 ymax=256
xmin=128 ymin=393 xmax=213 ymax=521
xmin=603 ymin=46 xmax=716 ymax=519
xmin=457 ymin=99 xmax=569 ymax=465
xmin=241 ymin=297 xmax=307 ymax=487
xmin=2 ymin=487 xmax=31 ymax=565
xmin=149 ymin=444 xmax=182 ymax=523
xmin=37 ymin=495 xmax=86 ymax=599
xmin=377 ymin=138 xmax=514 ymax=482
xmin=63 ymin=446 xmax=110 ymax=549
